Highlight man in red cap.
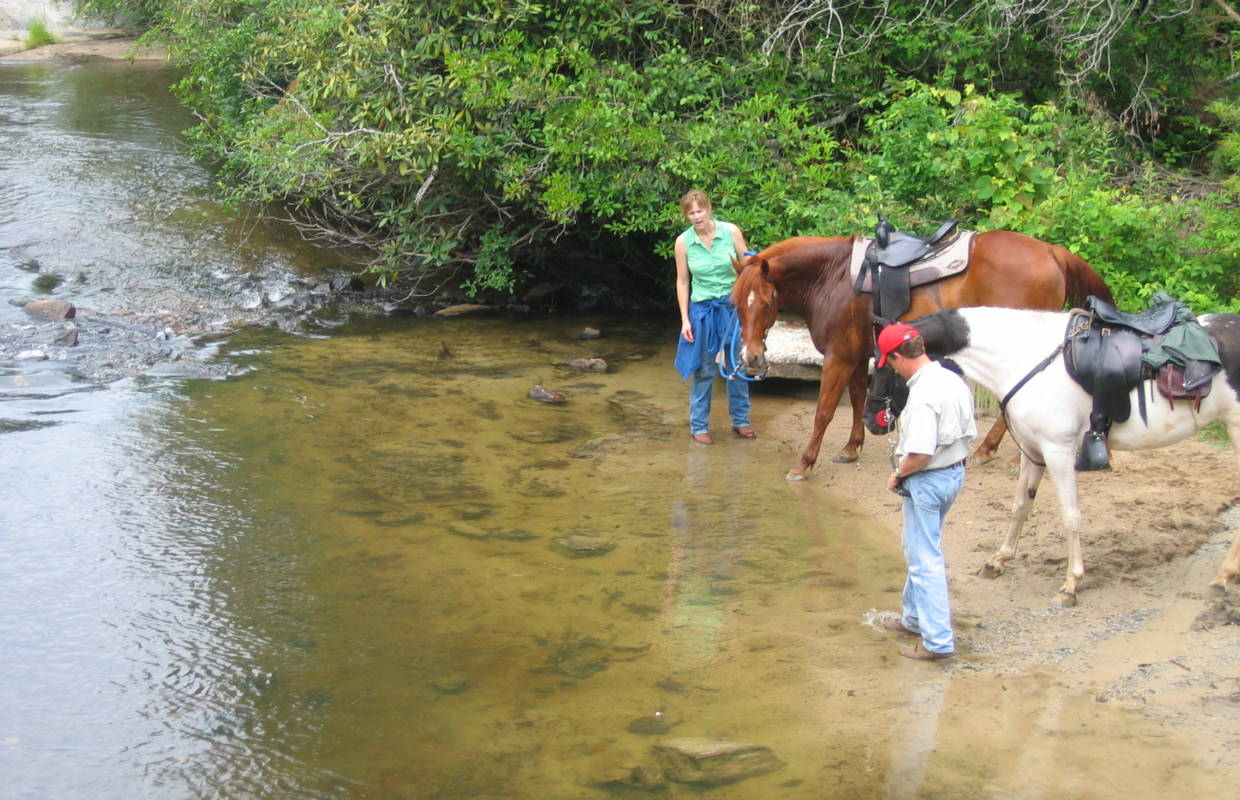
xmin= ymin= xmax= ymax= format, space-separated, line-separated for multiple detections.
xmin=876 ymin=322 xmax=976 ymax=661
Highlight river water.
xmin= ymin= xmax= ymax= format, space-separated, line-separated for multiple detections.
xmin=0 ymin=61 xmax=1224 ymax=799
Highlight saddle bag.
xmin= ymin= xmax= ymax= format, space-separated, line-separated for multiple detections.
xmin=1153 ymin=363 xmax=1212 ymax=411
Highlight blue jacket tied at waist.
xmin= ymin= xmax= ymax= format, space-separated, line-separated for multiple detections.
xmin=675 ymin=298 xmax=737 ymax=380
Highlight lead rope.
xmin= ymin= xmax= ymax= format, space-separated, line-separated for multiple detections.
xmin=718 ymin=316 xmax=766 ymax=382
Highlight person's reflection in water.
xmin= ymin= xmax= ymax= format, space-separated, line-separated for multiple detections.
xmin=661 ymin=441 xmax=756 ymax=667
xmin=885 ymin=672 xmax=951 ymax=798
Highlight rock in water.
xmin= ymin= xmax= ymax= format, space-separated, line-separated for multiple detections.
xmin=528 ymin=385 xmax=566 ymax=404
xmin=434 ymin=303 xmax=490 ymax=317
xmin=550 ymin=533 xmax=615 ymax=558
xmin=23 ymin=300 xmax=75 ymax=321
xmin=556 ymin=357 xmax=607 ymax=372
xmin=652 ymin=738 xmax=784 ymax=785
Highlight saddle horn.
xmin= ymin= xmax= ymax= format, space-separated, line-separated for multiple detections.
xmin=875 ymin=213 xmax=893 ymax=249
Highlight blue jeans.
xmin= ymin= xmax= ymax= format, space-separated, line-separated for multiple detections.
xmin=899 ymin=465 xmax=964 ymax=654
xmin=689 ymin=348 xmax=751 ymax=435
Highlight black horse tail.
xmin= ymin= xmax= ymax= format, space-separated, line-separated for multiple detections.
xmin=1057 ymin=248 xmax=1114 ymax=308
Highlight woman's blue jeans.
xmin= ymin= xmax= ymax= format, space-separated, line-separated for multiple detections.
xmin=899 ymin=464 xmax=964 ymax=654
xmin=689 ymin=349 xmax=751 ymax=435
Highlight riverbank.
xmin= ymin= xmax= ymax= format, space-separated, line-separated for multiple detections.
xmin=754 ymin=392 xmax=1240 ymax=772
xmin=0 ymin=30 xmax=165 ymax=62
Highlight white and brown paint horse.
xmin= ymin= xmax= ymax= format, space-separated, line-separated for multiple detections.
xmin=863 ymin=306 xmax=1240 ymax=605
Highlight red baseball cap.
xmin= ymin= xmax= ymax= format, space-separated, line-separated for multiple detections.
xmin=876 ymin=322 xmax=920 ymax=368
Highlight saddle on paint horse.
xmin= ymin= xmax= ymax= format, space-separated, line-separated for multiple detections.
xmin=1064 ymin=292 xmax=1222 ymax=470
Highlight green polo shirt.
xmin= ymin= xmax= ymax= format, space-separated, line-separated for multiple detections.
xmin=680 ymin=220 xmax=740 ymax=302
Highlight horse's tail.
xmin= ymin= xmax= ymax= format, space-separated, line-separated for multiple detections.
xmin=1057 ymin=248 xmax=1114 ymax=307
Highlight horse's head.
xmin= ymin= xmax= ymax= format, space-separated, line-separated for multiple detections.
xmin=730 ymin=253 xmax=779 ymax=376
xmin=863 ymin=362 xmax=909 ymax=435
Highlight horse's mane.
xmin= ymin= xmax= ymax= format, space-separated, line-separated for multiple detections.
xmin=755 ymin=236 xmax=854 ymax=286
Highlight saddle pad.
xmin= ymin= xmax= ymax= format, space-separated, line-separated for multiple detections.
xmin=849 ymin=231 xmax=976 ymax=293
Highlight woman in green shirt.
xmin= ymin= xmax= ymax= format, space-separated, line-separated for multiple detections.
xmin=673 ymin=189 xmax=756 ymax=445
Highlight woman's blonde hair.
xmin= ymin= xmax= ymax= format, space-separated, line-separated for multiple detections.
xmin=679 ymin=189 xmax=712 ymax=213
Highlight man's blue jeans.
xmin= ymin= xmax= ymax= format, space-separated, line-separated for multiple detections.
xmin=899 ymin=464 xmax=964 ymax=654
xmin=689 ymin=349 xmax=751 ymax=435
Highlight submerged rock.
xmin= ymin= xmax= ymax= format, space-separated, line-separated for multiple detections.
xmin=551 ymin=533 xmax=616 ymax=558
xmin=429 ymin=674 xmax=470 ymax=695
xmin=556 ymin=357 xmax=607 ymax=372
xmin=528 ymin=385 xmax=567 ymax=404
xmin=434 ymin=303 xmax=490 ymax=317
xmin=590 ymin=764 xmax=666 ymax=790
xmin=652 ymin=738 xmax=784 ymax=786
xmin=627 ymin=709 xmax=682 ymax=735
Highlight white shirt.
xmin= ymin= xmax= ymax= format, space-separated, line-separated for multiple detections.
xmin=895 ymin=360 xmax=978 ymax=469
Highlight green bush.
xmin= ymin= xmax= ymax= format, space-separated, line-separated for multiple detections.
xmin=69 ymin=1 xmax=1240 ymax=312
xmin=24 ymin=20 xmax=57 ymax=49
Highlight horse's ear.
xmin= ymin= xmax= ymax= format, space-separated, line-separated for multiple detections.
xmin=731 ymin=255 xmax=744 ymax=275
xmin=759 ymin=259 xmax=770 ymax=280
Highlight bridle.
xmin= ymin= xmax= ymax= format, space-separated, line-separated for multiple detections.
xmin=720 ymin=280 xmax=776 ymax=382
xmin=719 ymin=315 xmax=767 ymax=382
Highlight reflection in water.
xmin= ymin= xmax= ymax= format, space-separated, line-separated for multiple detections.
xmin=887 ymin=672 xmax=950 ymax=798
xmin=663 ymin=442 xmax=756 ymax=667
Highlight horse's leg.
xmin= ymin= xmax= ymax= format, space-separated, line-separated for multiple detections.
xmin=980 ymin=452 xmax=1044 ymax=579
xmin=972 ymin=417 xmax=1007 ymax=465
xmin=788 ymin=358 xmax=854 ymax=481
xmin=1044 ymin=451 xmax=1084 ymax=607
xmin=1208 ymin=433 xmax=1240 ymax=591
xmin=1209 ymin=532 xmax=1240 ymax=592
xmin=833 ymin=367 xmax=869 ymax=464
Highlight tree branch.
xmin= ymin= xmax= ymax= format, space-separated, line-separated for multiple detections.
xmin=1214 ymin=0 xmax=1240 ymax=24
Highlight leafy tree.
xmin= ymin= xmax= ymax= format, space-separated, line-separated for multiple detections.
xmin=72 ymin=0 xmax=1240 ymax=311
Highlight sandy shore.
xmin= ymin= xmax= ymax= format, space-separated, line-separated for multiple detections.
xmin=755 ymin=389 xmax=1240 ymax=770
xmin=0 ymin=30 xmax=165 ymax=62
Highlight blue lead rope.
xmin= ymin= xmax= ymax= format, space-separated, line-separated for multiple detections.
xmin=718 ymin=315 xmax=766 ymax=382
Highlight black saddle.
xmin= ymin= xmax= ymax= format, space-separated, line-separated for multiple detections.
xmin=857 ymin=214 xmax=960 ymax=320
xmin=873 ymin=214 xmax=960 ymax=267
xmin=1086 ymin=295 xmax=1179 ymax=336
xmin=1064 ymin=294 xmax=1220 ymax=470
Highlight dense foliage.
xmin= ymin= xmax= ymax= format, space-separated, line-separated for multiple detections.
xmin=79 ymin=0 xmax=1240 ymax=311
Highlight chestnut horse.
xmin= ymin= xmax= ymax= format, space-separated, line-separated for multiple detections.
xmin=731 ymin=232 xmax=1112 ymax=480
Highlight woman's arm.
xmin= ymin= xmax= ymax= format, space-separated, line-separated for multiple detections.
xmin=730 ymin=224 xmax=749 ymax=260
xmin=674 ymin=237 xmax=694 ymax=343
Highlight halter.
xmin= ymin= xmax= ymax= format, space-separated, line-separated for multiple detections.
xmin=718 ymin=315 xmax=767 ymax=382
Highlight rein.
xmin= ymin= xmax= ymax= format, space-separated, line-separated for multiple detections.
xmin=995 ymin=336 xmax=1071 ymax=468
xmin=718 ymin=316 xmax=767 ymax=382
xmin=998 ymin=340 xmax=1067 ymax=414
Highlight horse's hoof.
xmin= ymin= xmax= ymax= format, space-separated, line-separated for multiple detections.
xmin=832 ymin=453 xmax=859 ymax=464
xmin=1207 ymin=580 xmax=1228 ymax=595
xmin=979 ymin=564 xmax=1003 ymax=580
xmin=1054 ymin=590 xmax=1078 ymax=608
xmin=785 ymin=471 xmax=808 ymax=482
xmin=971 ymin=451 xmax=997 ymax=466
